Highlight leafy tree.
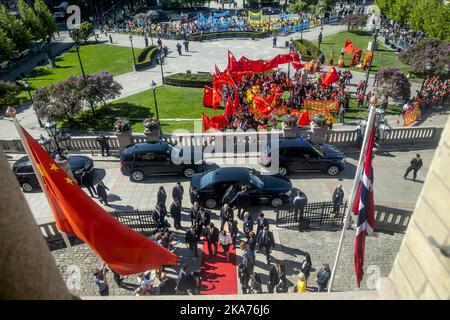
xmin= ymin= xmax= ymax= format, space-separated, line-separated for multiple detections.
xmin=0 ymin=81 xmax=19 ymax=109
xmin=399 ymin=38 xmax=450 ymax=77
xmin=18 ymin=0 xmax=42 ymax=41
xmin=375 ymin=68 xmax=411 ymax=102
xmin=311 ymin=0 xmax=336 ymax=18
xmin=0 ymin=28 xmax=15 ymax=61
xmin=69 ymin=21 xmax=94 ymax=44
xmin=374 ymin=0 xmax=394 ymax=18
xmin=0 ymin=4 xmax=32 ymax=51
xmin=289 ymin=1 xmax=311 ymax=14
xmin=33 ymin=0 xmax=58 ymax=41
xmin=388 ymin=0 xmax=411 ymax=25
xmin=421 ymin=5 xmax=450 ymax=41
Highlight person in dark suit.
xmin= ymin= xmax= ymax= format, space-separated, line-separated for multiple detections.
xmin=157 ymin=186 xmax=167 ymax=214
xmin=293 ymin=190 xmax=308 ymax=221
xmin=404 ymin=154 xmax=423 ymax=181
xmin=190 ymin=202 xmax=200 ymax=226
xmin=332 ymin=185 xmax=344 ymax=215
xmin=256 ymin=226 xmax=275 ymax=264
xmin=268 ymin=259 xmax=287 ymax=293
xmin=300 ymin=253 xmax=312 ymax=280
xmin=170 ymin=200 xmax=182 ymax=230
xmin=176 ymin=264 xmax=189 ymax=295
xmin=243 ymin=212 xmax=254 ymax=239
xmin=316 ymin=264 xmax=331 ymax=292
xmin=95 ymin=179 xmax=110 ymax=206
xmin=80 ymin=169 xmax=96 ymax=198
xmin=172 ymin=182 xmax=184 ymax=204
xmin=158 ymin=272 xmax=177 ymax=295
xmin=153 ymin=204 xmax=166 ymax=230
xmin=255 ymin=213 xmax=269 ymax=237
xmin=205 ymin=223 xmax=219 ymax=256
xmin=230 ymin=185 xmax=251 ymax=220
xmin=195 ymin=207 xmax=210 ymax=238
xmin=185 ymin=225 xmax=198 ymax=258
xmin=219 ymin=203 xmax=234 ymax=231
xmin=238 ymin=262 xmax=251 ymax=294
xmin=189 ymin=187 xmax=200 ymax=205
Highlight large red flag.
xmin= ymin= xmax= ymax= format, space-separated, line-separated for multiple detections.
xmin=203 ymin=85 xmax=213 ymax=107
xmin=353 ymin=126 xmax=376 ymax=287
xmin=213 ymin=70 xmax=236 ymax=88
xmin=297 ymin=110 xmax=310 ymax=126
xmin=203 ymin=114 xmax=228 ymax=131
xmin=233 ymin=89 xmax=240 ymax=110
xmin=18 ymin=125 xmax=178 ymax=275
xmin=227 ymin=50 xmax=242 ymax=72
xmin=292 ymin=61 xmax=305 ymax=70
xmin=322 ymin=66 xmax=340 ymax=86
xmin=344 ymin=39 xmax=356 ymax=54
xmin=212 ymin=86 xmax=222 ymax=110
xmin=202 ymin=113 xmax=211 ymax=131
xmin=224 ymin=97 xmax=235 ymax=119
xmin=214 ymin=64 xmax=222 ymax=77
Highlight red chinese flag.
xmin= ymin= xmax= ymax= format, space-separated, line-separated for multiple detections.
xmin=203 ymin=86 xmax=213 ymax=107
xmin=292 ymin=61 xmax=305 ymax=70
xmin=290 ymin=51 xmax=300 ymax=62
xmin=213 ymin=70 xmax=236 ymax=88
xmin=210 ymin=114 xmax=229 ymax=129
xmin=224 ymin=97 xmax=235 ymax=119
xmin=344 ymin=39 xmax=356 ymax=54
xmin=227 ymin=50 xmax=242 ymax=72
xmin=214 ymin=64 xmax=222 ymax=77
xmin=297 ymin=110 xmax=310 ymax=126
xmin=212 ymin=86 xmax=222 ymax=110
xmin=202 ymin=113 xmax=211 ymax=131
xmin=322 ymin=66 xmax=340 ymax=86
xmin=234 ymin=90 xmax=240 ymax=109
xmin=18 ymin=125 xmax=178 ymax=275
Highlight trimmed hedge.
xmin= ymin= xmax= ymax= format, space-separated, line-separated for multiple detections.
xmin=293 ymin=39 xmax=320 ymax=61
xmin=134 ymin=45 xmax=159 ymax=71
xmin=163 ymin=73 xmax=213 ymax=88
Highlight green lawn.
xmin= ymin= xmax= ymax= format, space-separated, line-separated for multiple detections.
xmin=314 ymin=31 xmax=415 ymax=77
xmin=19 ymin=43 xmax=143 ymax=100
xmin=60 ymin=85 xmax=222 ymax=133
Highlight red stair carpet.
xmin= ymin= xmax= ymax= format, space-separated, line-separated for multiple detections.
xmin=200 ymin=241 xmax=237 ymax=295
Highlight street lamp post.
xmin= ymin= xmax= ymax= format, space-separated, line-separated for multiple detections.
xmin=151 ymin=81 xmax=162 ymax=134
xmin=361 ymin=28 xmax=379 ymax=99
xmin=21 ymin=80 xmax=43 ymax=128
xmin=129 ymin=35 xmax=136 ymax=67
xmin=300 ymin=14 xmax=305 ymax=40
xmin=318 ymin=24 xmax=324 ymax=51
xmin=75 ymin=44 xmax=86 ymax=77
xmin=420 ymin=62 xmax=432 ymax=93
xmin=159 ymin=50 xmax=165 ymax=84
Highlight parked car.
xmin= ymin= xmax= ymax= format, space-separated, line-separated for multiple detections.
xmin=12 ymin=155 xmax=94 ymax=192
xmin=190 ymin=167 xmax=292 ymax=209
xmin=120 ymin=141 xmax=206 ymax=182
xmin=260 ymin=138 xmax=346 ymax=176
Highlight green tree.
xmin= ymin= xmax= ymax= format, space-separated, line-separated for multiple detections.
xmin=0 ymin=28 xmax=15 ymax=61
xmin=0 ymin=81 xmax=20 ymax=109
xmin=18 ymin=0 xmax=43 ymax=41
xmin=389 ymin=0 xmax=411 ymax=25
xmin=289 ymin=0 xmax=312 ymax=14
xmin=0 ymin=4 xmax=32 ymax=51
xmin=422 ymin=4 xmax=450 ymax=41
xmin=33 ymin=0 xmax=58 ymax=41
xmin=312 ymin=0 xmax=336 ymax=18
xmin=69 ymin=21 xmax=94 ymax=44
xmin=374 ymin=0 xmax=394 ymax=18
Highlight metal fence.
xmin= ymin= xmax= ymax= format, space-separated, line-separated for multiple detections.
xmin=276 ymin=201 xmax=348 ymax=231
xmin=108 ymin=209 xmax=158 ymax=233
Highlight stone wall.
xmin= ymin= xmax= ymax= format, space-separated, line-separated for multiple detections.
xmin=388 ymin=116 xmax=450 ymax=299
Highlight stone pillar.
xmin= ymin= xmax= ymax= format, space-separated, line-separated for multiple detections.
xmin=309 ymin=125 xmax=328 ymax=144
xmin=115 ymin=130 xmax=133 ymax=155
xmin=282 ymin=123 xmax=298 ymax=138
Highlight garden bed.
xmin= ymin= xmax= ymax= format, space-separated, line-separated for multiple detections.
xmin=293 ymin=39 xmax=320 ymax=61
xmin=134 ymin=45 xmax=159 ymax=71
xmin=163 ymin=73 xmax=213 ymax=88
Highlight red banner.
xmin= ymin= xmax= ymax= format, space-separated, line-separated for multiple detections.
xmin=303 ymin=99 xmax=340 ymax=114
xmin=403 ymin=104 xmax=421 ymax=126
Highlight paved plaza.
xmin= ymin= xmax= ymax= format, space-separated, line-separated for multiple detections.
xmin=5 ymin=147 xmax=434 ymax=296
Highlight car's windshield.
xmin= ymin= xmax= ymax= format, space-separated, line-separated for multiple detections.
xmin=249 ymin=170 xmax=264 ymax=189
xmin=200 ymin=171 xmax=215 ymax=188
xmin=311 ymin=143 xmax=324 ymax=157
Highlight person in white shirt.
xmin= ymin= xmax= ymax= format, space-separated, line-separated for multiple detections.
xmin=219 ymin=229 xmax=233 ymax=262
xmin=137 ymin=269 xmax=156 ymax=295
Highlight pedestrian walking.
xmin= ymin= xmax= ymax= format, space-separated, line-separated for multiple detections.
xmin=272 ymin=35 xmax=277 ymax=48
xmin=96 ymin=179 xmax=110 ymax=206
xmin=268 ymin=259 xmax=287 ymax=293
xmin=230 ymin=185 xmax=251 ymax=220
xmin=293 ymin=272 xmax=307 ymax=293
xmin=158 ymin=272 xmax=177 ymax=295
xmin=205 ymin=223 xmax=220 ymax=256
xmin=172 ymin=182 xmax=184 ymax=204
xmin=293 ymin=190 xmax=307 ymax=221
xmin=157 ymin=186 xmax=167 ymax=214
xmin=332 ymin=185 xmax=344 ymax=216
xmin=195 ymin=207 xmax=210 ymax=238
xmin=227 ymin=219 xmax=239 ymax=249
xmin=170 ymin=200 xmax=182 ymax=230
xmin=219 ymin=203 xmax=234 ymax=231
xmin=219 ymin=229 xmax=233 ymax=262
xmin=404 ymin=154 xmax=423 ymax=181
xmin=138 ymin=269 xmax=156 ymax=295
xmin=144 ymin=34 xmax=149 ymax=47
xmin=300 ymin=253 xmax=312 ymax=280
xmin=238 ymin=262 xmax=251 ymax=294
xmin=109 ymin=34 xmax=113 ymax=44
xmin=339 ymin=104 xmax=345 ymax=124
xmin=316 ymin=264 xmax=331 ymax=292
xmin=255 ymin=213 xmax=269 ymax=237
xmin=93 ymin=265 xmax=109 ymax=296
xmin=256 ymin=226 xmax=275 ymax=264
xmin=189 ymin=186 xmax=200 ymax=205
xmin=176 ymin=264 xmax=189 ymax=295
xmin=176 ymin=42 xmax=182 ymax=56
xmin=157 ymin=37 xmax=162 ymax=48
xmin=183 ymin=39 xmax=189 ymax=52
xmin=190 ymin=201 xmax=200 ymax=226
xmin=96 ymin=134 xmax=110 ymax=157
xmin=185 ymin=225 xmax=198 ymax=258
xmin=80 ymin=168 xmax=97 ymax=198
xmin=245 ymin=231 xmax=257 ymax=264
xmin=243 ymin=212 xmax=254 ymax=239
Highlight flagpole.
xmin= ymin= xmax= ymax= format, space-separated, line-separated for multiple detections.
xmin=327 ymin=103 xmax=377 ymax=292
xmin=6 ymin=107 xmax=88 ymax=294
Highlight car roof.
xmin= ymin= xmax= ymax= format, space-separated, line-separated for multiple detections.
xmin=123 ymin=141 xmax=170 ymax=154
xmin=276 ymin=138 xmax=312 ymax=148
xmin=208 ymin=167 xmax=250 ymax=183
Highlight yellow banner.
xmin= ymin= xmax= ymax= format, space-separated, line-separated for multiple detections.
xmin=403 ymin=104 xmax=421 ymax=126
xmin=248 ymin=10 xmax=263 ymax=25
xmin=303 ymin=99 xmax=340 ymax=114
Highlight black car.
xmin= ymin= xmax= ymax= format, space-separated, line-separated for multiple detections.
xmin=120 ymin=141 xmax=206 ymax=182
xmin=260 ymin=138 xmax=346 ymax=176
xmin=190 ymin=167 xmax=292 ymax=209
xmin=12 ymin=155 xmax=94 ymax=192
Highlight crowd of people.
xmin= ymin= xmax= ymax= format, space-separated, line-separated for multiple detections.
xmin=415 ymin=77 xmax=450 ymax=109
xmin=380 ymin=18 xmax=425 ymax=51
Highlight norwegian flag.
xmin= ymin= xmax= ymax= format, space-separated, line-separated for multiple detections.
xmin=352 ymin=125 xmax=376 ymax=288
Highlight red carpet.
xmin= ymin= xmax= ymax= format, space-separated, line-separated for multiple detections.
xmin=200 ymin=241 xmax=237 ymax=295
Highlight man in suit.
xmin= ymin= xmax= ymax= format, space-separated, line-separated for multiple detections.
xmin=255 ymin=213 xmax=269 ymax=237
xmin=316 ymin=264 xmax=331 ymax=292
xmin=95 ymin=179 xmax=110 ymax=206
xmin=293 ymin=190 xmax=308 ymax=221
xmin=256 ymin=226 xmax=275 ymax=264
xmin=404 ymin=154 xmax=423 ymax=181
xmin=176 ymin=264 xmax=189 ymax=295
xmin=196 ymin=207 xmax=210 ymax=237
xmin=172 ymin=182 xmax=184 ymax=204
xmin=80 ymin=168 xmax=96 ymax=198
xmin=230 ymin=185 xmax=251 ymax=220
xmin=157 ymin=186 xmax=167 ymax=214
xmin=205 ymin=223 xmax=220 ymax=256
xmin=219 ymin=203 xmax=234 ymax=231
xmin=184 ymin=225 xmax=198 ymax=258
xmin=332 ymin=185 xmax=344 ymax=216
xmin=153 ymin=204 xmax=166 ymax=230
xmin=170 ymin=200 xmax=182 ymax=230
xmin=158 ymin=272 xmax=177 ymax=295
xmin=268 ymin=259 xmax=287 ymax=293
xmin=189 ymin=187 xmax=200 ymax=205
xmin=190 ymin=202 xmax=200 ymax=226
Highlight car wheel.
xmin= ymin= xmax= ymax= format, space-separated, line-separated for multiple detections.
xmin=130 ymin=170 xmax=145 ymax=182
xmin=182 ymin=167 xmax=196 ymax=178
xmin=21 ymin=182 xmax=33 ymax=192
xmin=205 ymin=198 xmax=217 ymax=209
xmin=327 ymin=165 xmax=340 ymax=176
xmin=271 ymin=197 xmax=284 ymax=208
xmin=277 ymin=166 xmax=288 ymax=176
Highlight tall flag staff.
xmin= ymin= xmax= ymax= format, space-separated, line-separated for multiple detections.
xmin=327 ymin=94 xmax=378 ymax=292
